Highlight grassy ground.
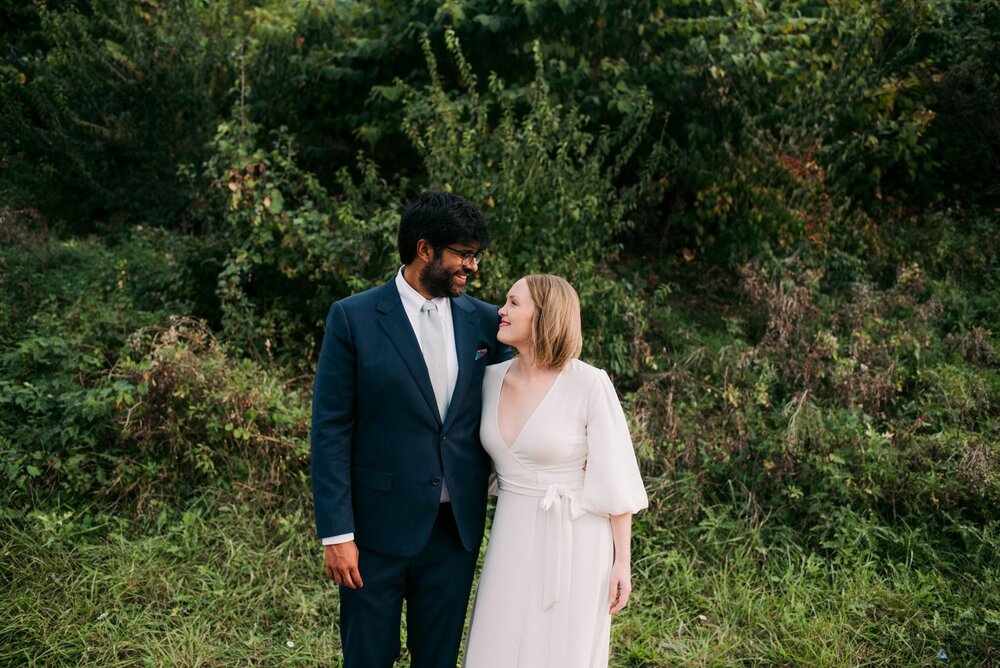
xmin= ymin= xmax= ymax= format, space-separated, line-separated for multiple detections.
xmin=3 ymin=492 xmax=996 ymax=667
xmin=0 ymin=501 xmax=337 ymax=667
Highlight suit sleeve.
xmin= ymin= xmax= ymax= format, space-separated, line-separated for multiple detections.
xmin=311 ymin=301 xmax=357 ymax=539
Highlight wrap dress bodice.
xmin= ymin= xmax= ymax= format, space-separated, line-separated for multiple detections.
xmin=463 ymin=358 xmax=648 ymax=668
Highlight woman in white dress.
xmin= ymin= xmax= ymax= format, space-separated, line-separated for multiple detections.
xmin=463 ymin=274 xmax=648 ymax=668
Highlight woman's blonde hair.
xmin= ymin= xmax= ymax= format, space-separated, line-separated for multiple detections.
xmin=523 ymin=274 xmax=583 ymax=370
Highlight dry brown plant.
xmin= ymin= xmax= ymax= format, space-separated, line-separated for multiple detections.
xmin=947 ymin=326 xmax=995 ymax=365
xmin=0 ymin=207 xmax=47 ymax=246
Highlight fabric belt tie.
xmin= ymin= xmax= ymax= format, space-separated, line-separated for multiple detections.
xmin=498 ymin=475 xmax=586 ymax=610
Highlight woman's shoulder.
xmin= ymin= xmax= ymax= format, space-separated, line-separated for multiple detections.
xmin=563 ymin=358 xmax=609 ymax=385
xmin=485 ymin=357 xmax=516 ymax=379
xmin=483 ymin=358 xmax=514 ymax=394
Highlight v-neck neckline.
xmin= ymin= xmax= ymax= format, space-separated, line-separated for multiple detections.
xmin=494 ymin=359 xmax=565 ymax=450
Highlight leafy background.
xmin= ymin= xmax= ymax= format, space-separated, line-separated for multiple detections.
xmin=1 ymin=0 xmax=998 ymax=665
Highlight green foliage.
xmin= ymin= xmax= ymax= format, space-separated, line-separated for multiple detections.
xmin=199 ymin=116 xmax=401 ymax=367
xmin=0 ymin=220 xmax=195 ymax=501
xmin=242 ymin=0 xmax=432 ymax=175
xmin=226 ymin=0 xmax=1000 ymax=264
xmin=0 ymin=0 xmax=238 ymax=230
xmin=401 ymin=30 xmax=656 ymax=372
xmin=634 ymin=246 xmax=1000 ymax=543
xmin=204 ymin=27 xmax=659 ymax=373
xmin=4 ymin=0 xmax=997 ymax=255
xmin=111 ymin=317 xmax=310 ymax=502
xmin=0 ymin=223 xmax=306 ymax=506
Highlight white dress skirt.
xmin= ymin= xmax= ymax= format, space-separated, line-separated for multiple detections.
xmin=463 ymin=358 xmax=649 ymax=668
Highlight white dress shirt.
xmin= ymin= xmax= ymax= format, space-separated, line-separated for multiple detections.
xmin=322 ymin=267 xmax=459 ymax=545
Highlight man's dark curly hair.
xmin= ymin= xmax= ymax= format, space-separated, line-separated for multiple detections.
xmin=397 ymin=191 xmax=490 ymax=264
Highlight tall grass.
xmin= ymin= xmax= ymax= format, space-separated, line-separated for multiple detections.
xmin=0 ymin=501 xmax=338 ymax=667
xmin=3 ymin=495 xmax=997 ymax=666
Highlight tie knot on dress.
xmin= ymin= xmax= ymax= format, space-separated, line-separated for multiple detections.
xmin=541 ymin=484 xmax=581 ymax=514
xmin=539 ymin=483 xmax=585 ymax=610
xmin=421 ymin=300 xmax=438 ymax=313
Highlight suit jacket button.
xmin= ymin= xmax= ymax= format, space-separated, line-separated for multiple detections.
xmin=431 ymin=476 xmax=442 ymax=486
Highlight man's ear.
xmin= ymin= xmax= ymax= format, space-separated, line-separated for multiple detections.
xmin=416 ymin=239 xmax=436 ymax=263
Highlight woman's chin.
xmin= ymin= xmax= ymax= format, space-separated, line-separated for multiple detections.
xmin=497 ymin=331 xmax=525 ymax=349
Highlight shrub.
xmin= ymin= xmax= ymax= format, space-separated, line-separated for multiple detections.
xmin=201 ymin=28 xmax=662 ymax=375
xmin=0 ymin=0 xmax=238 ymax=230
xmin=400 ymin=30 xmax=657 ymax=374
xmin=0 ymin=226 xmax=302 ymax=508
xmin=631 ymin=253 xmax=1000 ymax=546
xmin=198 ymin=116 xmax=401 ymax=369
xmin=111 ymin=317 xmax=310 ymax=506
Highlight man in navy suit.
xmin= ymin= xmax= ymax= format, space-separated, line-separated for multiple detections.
xmin=311 ymin=191 xmax=511 ymax=667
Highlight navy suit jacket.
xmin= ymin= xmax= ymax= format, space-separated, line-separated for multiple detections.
xmin=311 ymin=279 xmax=511 ymax=557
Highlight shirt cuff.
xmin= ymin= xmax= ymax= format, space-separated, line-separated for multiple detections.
xmin=322 ymin=533 xmax=355 ymax=545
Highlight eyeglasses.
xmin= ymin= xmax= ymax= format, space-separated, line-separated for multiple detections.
xmin=442 ymin=245 xmax=485 ymax=266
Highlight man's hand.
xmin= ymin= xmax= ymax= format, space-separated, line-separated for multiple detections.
xmin=325 ymin=541 xmax=363 ymax=589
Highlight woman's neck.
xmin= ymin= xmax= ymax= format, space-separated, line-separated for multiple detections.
xmin=511 ymin=349 xmax=558 ymax=380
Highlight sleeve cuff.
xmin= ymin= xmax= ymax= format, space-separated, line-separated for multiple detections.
xmin=321 ymin=533 xmax=355 ymax=545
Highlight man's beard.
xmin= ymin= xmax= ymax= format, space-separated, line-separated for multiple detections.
xmin=420 ymin=257 xmax=472 ymax=298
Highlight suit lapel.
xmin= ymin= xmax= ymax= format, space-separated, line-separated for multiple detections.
xmin=443 ymin=295 xmax=477 ymax=432
xmin=375 ymin=282 xmax=442 ymax=425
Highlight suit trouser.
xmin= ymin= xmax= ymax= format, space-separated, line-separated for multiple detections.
xmin=339 ymin=503 xmax=480 ymax=668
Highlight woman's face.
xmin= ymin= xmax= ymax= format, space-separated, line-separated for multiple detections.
xmin=497 ymin=279 xmax=534 ymax=350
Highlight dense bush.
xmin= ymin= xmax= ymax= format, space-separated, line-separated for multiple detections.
xmin=235 ymin=0 xmax=1000 ymax=263
xmin=111 ymin=317 xmax=310 ymax=504
xmin=6 ymin=0 xmax=996 ymax=259
xmin=399 ymin=31 xmax=657 ymax=372
xmin=0 ymin=0 xmax=237 ymax=231
xmin=632 ymin=244 xmax=1000 ymax=547
xmin=203 ymin=29 xmax=658 ymax=373
xmin=0 ymin=221 xmax=307 ymax=507
xmin=197 ymin=116 xmax=401 ymax=368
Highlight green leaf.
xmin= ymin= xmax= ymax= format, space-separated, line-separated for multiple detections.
xmin=268 ymin=190 xmax=284 ymax=214
xmin=473 ymin=14 xmax=504 ymax=32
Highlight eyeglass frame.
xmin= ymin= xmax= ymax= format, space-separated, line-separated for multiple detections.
xmin=440 ymin=245 xmax=486 ymax=266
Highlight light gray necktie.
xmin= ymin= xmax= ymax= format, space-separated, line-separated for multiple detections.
xmin=420 ymin=300 xmax=450 ymax=421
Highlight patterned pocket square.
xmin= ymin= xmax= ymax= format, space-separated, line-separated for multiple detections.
xmin=474 ymin=348 xmax=488 ymax=361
